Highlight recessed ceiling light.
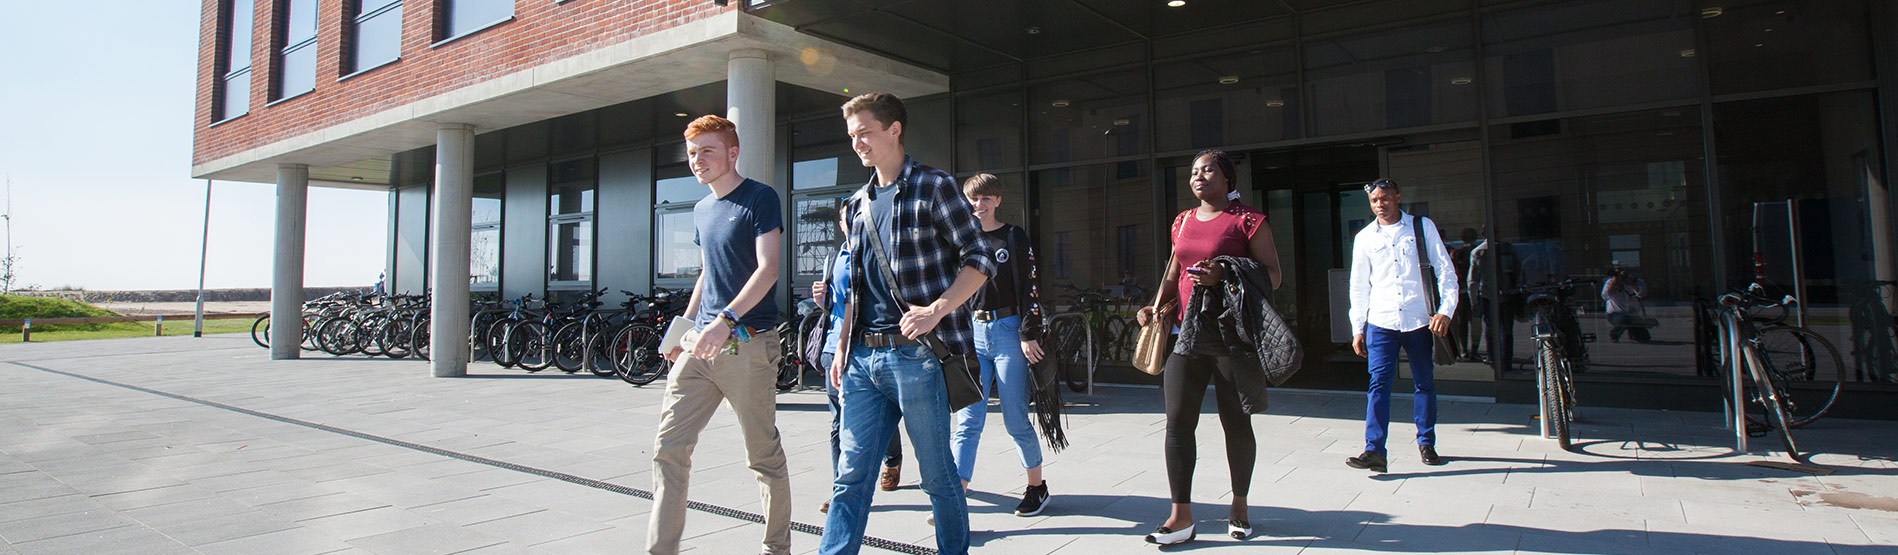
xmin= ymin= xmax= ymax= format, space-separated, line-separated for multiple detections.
xmin=1450 ymin=77 xmax=1472 ymax=85
xmin=1265 ymin=99 xmax=1284 ymax=108
xmin=1764 ymin=28 xmax=1774 ymax=32
xmin=1167 ymin=0 xmax=1186 ymax=7
xmin=1700 ymin=7 xmax=1723 ymax=18
xmin=1051 ymin=100 xmax=1070 ymax=107
xmin=1679 ymin=48 xmax=1696 ymax=58
xmin=1755 ymin=43 xmax=1765 ymax=47
xmin=1113 ymin=119 xmax=1130 ymax=126
xmin=1025 ymin=26 xmax=1041 ymax=35
xmin=351 ymin=176 xmax=364 ymax=181
xmin=674 ymin=112 xmax=689 ymax=117
xmin=1217 ymin=76 xmax=1240 ymax=85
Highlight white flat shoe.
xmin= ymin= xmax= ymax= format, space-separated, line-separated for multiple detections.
xmin=1144 ymin=524 xmax=1195 ymax=546
xmin=1229 ymin=520 xmax=1251 ymax=539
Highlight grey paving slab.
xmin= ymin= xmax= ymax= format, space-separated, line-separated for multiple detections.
xmin=4 ymin=336 xmax=1897 ymax=555
xmin=0 ymin=509 xmax=140 ymax=545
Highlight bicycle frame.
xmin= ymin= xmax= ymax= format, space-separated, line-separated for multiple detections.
xmin=1715 ymin=292 xmax=1802 ymax=458
xmin=1045 ymin=311 xmax=1094 ymax=394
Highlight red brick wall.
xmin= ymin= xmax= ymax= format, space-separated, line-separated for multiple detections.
xmin=193 ymin=0 xmax=736 ymax=167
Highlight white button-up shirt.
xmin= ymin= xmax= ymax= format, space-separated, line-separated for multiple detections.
xmin=1349 ymin=213 xmax=1459 ymax=335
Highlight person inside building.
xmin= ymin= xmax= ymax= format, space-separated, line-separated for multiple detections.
xmin=949 ymin=173 xmax=1052 ymax=516
xmin=819 ymin=92 xmax=994 ymax=555
xmin=1346 ymin=178 xmax=1458 ymax=474
xmin=1134 ymin=149 xmax=1281 ymax=546
xmin=809 ymin=209 xmax=906 ymax=514
xmin=647 ymin=115 xmax=792 ymax=555
xmin=1603 ymin=262 xmax=1652 ymax=343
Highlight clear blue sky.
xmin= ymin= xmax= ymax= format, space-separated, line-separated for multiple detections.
xmin=0 ymin=2 xmax=387 ymax=291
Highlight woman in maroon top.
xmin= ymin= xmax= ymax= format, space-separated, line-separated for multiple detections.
xmin=1135 ymin=149 xmax=1282 ymax=545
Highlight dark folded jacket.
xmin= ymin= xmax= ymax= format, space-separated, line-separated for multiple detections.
xmin=1173 ymin=255 xmax=1304 ymax=414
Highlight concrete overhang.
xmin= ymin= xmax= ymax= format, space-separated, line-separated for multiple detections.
xmin=192 ymin=10 xmax=948 ymax=185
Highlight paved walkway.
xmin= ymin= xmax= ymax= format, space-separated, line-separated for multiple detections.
xmin=1 ymin=335 xmax=1893 ymax=554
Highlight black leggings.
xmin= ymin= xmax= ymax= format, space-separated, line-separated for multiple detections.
xmin=1162 ymin=350 xmax=1257 ymax=504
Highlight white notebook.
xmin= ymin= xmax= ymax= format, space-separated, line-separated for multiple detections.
xmin=658 ymin=316 xmax=695 ymax=353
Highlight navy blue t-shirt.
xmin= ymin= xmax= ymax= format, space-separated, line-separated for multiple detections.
xmin=855 ymin=181 xmax=904 ymax=333
xmin=693 ymin=178 xmax=783 ymax=331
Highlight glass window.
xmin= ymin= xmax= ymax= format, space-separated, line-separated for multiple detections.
xmin=1481 ymin=0 xmax=1699 ymax=118
xmin=654 ymin=207 xmax=701 ymax=280
xmin=1701 ymin=0 xmax=1873 ymax=95
xmin=472 ymin=227 xmax=500 ymax=288
xmin=551 ymin=112 xmax=597 ymax=155
xmin=1488 ymin=109 xmax=1715 ymax=379
xmin=957 ymin=90 xmax=1023 ymax=171
xmin=1033 ymin=161 xmax=1154 ymax=303
xmin=1305 ymin=18 xmax=1477 ymax=136
xmin=1029 ymin=70 xmax=1148 ymax=164
xmin=792 ymin=117 xmax=864 ymax=190
xmin=442 ymin=0 xmax=512 ymax=39
xmin=1155 ymin=46 xmax=1298 ymax=152
xmin=1712 ymin=91 xmax=1891 ymax=384
xmin=472 ymin=172 xmax=502 ymax=225
xmin=273 ymin=0 xmax=318 ymax=100
xmin=548 ymin=220 xmax=593 ymax=284
xmin=349 ymin=0 xmax=402 ymax=73
xmin=655 ymin=144 xmax=704 ymax=204
xmin=790 ymin=194 xmax=847 ymax=278
xmin=216 ymin=0 xmax=254 ymax=121
xmin=548 ymin=159 xmax=594 ymax=216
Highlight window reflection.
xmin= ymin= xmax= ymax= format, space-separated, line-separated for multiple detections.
xmin=1155 ymin=46 xmax=1298 ymax=151
xmin=1701 ymin=0 xmax=1873 ymax=95
xmin=471 ymin=172 xmax=502 ymax=289
xmin=1034 ymin=162 xmax=1154 ymax=302
xmin=654 ymin=209 xmax=700 ymax=280
xmin=1029 ymin=70 xmax=1147 ymax=164
xmin=1489 ymin=110 xmax=1714 ymax=378
xmin=1305 ymin=18 xmax=1476 ymax=135
xmin=1481 ymin=0 xmax=1698 ymax=118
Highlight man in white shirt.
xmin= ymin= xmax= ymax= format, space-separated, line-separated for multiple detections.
xmin=1345 ymin=178 xmax=1458 ymax=472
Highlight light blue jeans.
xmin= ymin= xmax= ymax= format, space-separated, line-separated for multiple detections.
xmin=951 ymin=315 xmax=1043 ymax=482
xmin=819 ymin=342 xmax=969 ymax=555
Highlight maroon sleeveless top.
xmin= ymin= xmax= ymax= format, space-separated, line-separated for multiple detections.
xmin=1170 ymin=203 xmax=1265 ymax=324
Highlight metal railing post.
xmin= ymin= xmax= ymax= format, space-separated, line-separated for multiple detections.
xmin=1726 ymin=311 xmax=1747 ymax=453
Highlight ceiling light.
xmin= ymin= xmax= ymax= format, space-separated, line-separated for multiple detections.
xmin=1217 ymin=76 xmax=1240 ymax=85
xmin=1700 ymin=7 xmax=1723 ymax=18
xmin=674 ymin=112 xmax=689 ymax=117
xmin=1167 ymin=0 xmax=1186 ymax=7
xmin=1265 ymin=99 xmax=1285 ymax=108
xmin=1679 ymin=48 xmax=1696 ymax=58
xmin=1026 ymin=26 xmax=1041 ymax=35
xmin=1764 ymin=28 xmax=1774 ymax=32
xmin=1755 ymin=43 xmax=1765 ymax=47
xmin=1113 ymin=119 xmax=1130 ymax=126
xmin=1450 ymin=77 xmax=1472 ymax=85
xmin=351 ymin=176 xmax=364 ymax=181
xmin=1051 ymin=100 xmax=1070 ymax=107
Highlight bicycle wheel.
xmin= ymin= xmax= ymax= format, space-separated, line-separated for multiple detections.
xmin=300 ymin=314 xmax=322 ymax=351
xmin=614 ymin=324 xmax=667 ymax=385
xmin=550 ymin=321 xmax=588 ymax=373
xmin=775 ymin=321 xmax=800 ymax=391
xmin=379 ymin=317 xmax=413 ymax=359
xmin=1049 ymin=319 xmax=1089 ymax=392
xmin=1538 ymin=339 xmax=1571 ymax=450
xmin=509 ymin=321 xmax=553 ymax=371
xmin=488 ymin=319 xmax=519 ymax=368
xmin=468 ymin=313 xmax=496 ymax=362
xmin=358 ymin=318 xmax=387 ymax=357
xmin=251 ymin=315 xmax=270 ymax=348
xmin=318 ymin=318 xmax=362 ymax=356
xmin=1754 ymin=325 xmax=1845 ymax=428
xmin=583 ymin=327 xmax=622 ymax=378
xmin=411 ymin=317 xmax=431 ymax=361
xmin=1742 ymin=344 xmax=1801 ymax=458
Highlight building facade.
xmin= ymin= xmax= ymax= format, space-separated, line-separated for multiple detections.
xmin=195 ymin=0 xmax=1898 ymax=417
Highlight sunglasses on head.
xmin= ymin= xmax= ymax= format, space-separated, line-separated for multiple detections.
xmin=1362 ymin=178 xmax=1394 ymax=194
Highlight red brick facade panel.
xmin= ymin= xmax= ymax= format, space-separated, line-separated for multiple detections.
xmin=193 ymin=0 xmax=736 ymax=166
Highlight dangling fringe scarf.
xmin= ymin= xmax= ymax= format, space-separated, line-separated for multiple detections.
xmin=1028 ymin=359 xmax=1069 ymax=452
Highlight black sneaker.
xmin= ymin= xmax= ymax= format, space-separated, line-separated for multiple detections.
xmin=1014 ymin=482 xmax=1050 ymax=516
xmin=1345 ymin=450 xmax=1388 ymax=473
xmin=1420 ymin=445 xmax=1445 ymax=466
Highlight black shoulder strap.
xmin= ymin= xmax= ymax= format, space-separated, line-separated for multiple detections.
xmin=1413 ymin=215 xmax=1441 ymax=311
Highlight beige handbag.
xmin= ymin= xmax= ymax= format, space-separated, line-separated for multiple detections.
xmin=1132 ymin=300 xmax=1176 ymax=375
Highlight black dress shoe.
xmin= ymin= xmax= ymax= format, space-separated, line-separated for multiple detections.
xmin=1420 ymin=445 xmax=1445 ymax=466
xmin=1345 ymin=450 xmax=1388 ymax=473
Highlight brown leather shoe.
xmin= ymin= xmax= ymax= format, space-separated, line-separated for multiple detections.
xmin=879 ymin=464 xmax=901 ymax=491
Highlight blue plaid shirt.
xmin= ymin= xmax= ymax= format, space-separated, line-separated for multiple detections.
xmin=843 ymin=157 xmax=997 ymax=356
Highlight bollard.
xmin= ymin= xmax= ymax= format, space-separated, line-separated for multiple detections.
xmin=155 ymin=315 xmax=165 ymax=337
xmin=21 ymin=318 xmax=29 ymax=342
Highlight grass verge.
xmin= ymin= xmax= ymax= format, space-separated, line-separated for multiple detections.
xmin=0 ymin=317 xmax=253 ymax=344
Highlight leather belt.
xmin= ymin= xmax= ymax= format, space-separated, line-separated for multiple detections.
xmin=859 ymin=332 xmax=919 ymax=349
xmin=972 ymin=307 xmax=1017 ymax=321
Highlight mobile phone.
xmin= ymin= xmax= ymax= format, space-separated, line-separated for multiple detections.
xmin=1184 ymin=267 xmax=1208 ymax=276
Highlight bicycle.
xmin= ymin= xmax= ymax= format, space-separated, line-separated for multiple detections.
xmin=1506 ymin=277 xmax=1594 ymax=451
xmin=1047 ymin=283 xmax=1134 ymax=392
xmin=600 ymin=288 xmax=687 ymax=386
xmin=1712 ymin=284 xmax=1847 ymax=461
xmin=1847 ymin=279 xmax=1898 ymax=384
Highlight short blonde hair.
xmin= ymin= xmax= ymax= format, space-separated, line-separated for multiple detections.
xmin=683 ymin=115 xmax=739 ymax=148
xmin=841 ymin=93 xmax=906 ymax=142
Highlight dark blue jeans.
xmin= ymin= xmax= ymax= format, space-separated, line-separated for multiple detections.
xmin=1364 ymin=324 xmax=1438 ymax=455
xmin=820 ymin=343 xmax=968 ymax=555
xmin=821 ymin=351 xmax=903 ymax=477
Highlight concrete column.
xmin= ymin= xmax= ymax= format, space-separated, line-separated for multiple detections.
xmin=269 ymin=164 xmax=308 ymax=360
xmin=727 ymin=49 xmax=776 ymax=183
xmin=430 ymin=123 xmax=475 ymax=377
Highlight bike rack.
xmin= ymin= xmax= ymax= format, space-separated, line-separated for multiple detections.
xmin=1718 ymin=309 xmax=1748 ymax=453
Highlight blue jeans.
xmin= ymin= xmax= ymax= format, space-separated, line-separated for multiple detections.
xmin=822 ymin=352 xmax=904 ymax=477
xmin=819 ymin=343 xmax=969 ymax=555
xmin=951 ymin=316 xmax=1042 ymax=482
xmin=1364 ymin=324 xmax=1438 ymax=455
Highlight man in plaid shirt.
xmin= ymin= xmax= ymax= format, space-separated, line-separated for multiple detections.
xmin=819 ymin=92 xmax=995 ymax=555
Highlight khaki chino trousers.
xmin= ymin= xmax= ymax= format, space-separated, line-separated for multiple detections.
xmin=646 ymin=329 xmax=791 ymax=555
